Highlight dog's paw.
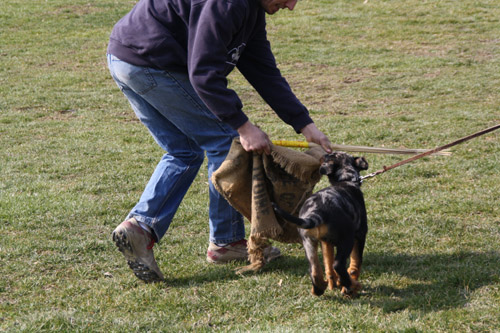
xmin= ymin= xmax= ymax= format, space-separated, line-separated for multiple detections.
xmin=327 ymin=279 xmax=335 ymax=290
xmin=348 ymin=269 xmax=360 ymax=281
xmin=341 ymin=287 xmax=358 ymax=299
xmin=351 ymin=280 xmax=362 ymax=292
xmin=327 ymin=276 xmax=341 ymax=290
xmin=311 ymin=285 xmax=326 ymax=297
xmin=311 ymin=279 xmax=328 ymax=296
xmin=341 ymin=281 xmax=362 ymax=298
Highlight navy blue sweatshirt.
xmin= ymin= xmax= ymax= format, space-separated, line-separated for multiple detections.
xmin=108 ymin=0 xmax=313 ymax=132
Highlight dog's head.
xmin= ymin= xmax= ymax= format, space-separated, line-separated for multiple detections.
xmin=319 ymin=152 xmax=368 ymax=184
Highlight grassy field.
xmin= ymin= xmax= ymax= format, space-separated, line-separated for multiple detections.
xmin=1 ymin=0 xmax=499 ymax=331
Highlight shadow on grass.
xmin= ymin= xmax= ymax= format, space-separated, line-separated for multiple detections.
xmin=357 ymin=250 xmax=500 ymax=313
xmin=161 ymin=254 xmax=310 ymax=288
xmin=270 ymin=250 xmax=499 ymax=313
xmin=153 ymin=249 xmax=498 ymax=313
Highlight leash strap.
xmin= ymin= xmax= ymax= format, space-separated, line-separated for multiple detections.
xmin=361 ymin=123 xmax=500 ymax=181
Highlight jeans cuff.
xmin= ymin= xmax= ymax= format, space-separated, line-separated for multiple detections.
xmin=126 ymin=214 xmax=160 ymax=242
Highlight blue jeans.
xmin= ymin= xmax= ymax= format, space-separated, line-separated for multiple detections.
xmin=107 ymin=54 xmax=244 ymax=244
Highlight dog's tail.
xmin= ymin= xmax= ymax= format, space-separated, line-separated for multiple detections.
xmin=271 ymin=202 xmax=321 ymax=229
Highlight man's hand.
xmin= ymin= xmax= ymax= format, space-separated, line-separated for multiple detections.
xmin=300 ymin=123 xmax=332 ymax=153
xmin=237 ymin=121 xmax=272 ymax=155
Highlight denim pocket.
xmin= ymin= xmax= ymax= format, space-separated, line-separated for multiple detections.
xmin=109 ymin=55 xmax=158 ymax=95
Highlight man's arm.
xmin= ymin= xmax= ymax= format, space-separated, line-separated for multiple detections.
xmin=237 ymin=12 xmax=331 ymax=152
xmin=236 ymin=22 xmax=313 ymax=133
xmin=187 ymin=0 xmax=249 ymax=130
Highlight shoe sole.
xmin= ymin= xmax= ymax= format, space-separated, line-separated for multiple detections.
xmin=207 ymin=253 xmax=281 ymax=265
xmin=206 ymin=256 xmax=248 ymax=264
xmin=206 ymin=250 xmax=282 ymax=264
xmin=112 ymin=230 xmax=163 ymax=283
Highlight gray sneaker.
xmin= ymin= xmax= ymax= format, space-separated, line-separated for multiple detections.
xmin=112 ymin=218 xmax=164 ymax=283
xmin=207 ymin=239 xmax=248 ymax=264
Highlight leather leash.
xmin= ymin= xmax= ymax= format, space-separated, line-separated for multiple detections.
xmin=361 ymin=123 xmax=500 ymax=181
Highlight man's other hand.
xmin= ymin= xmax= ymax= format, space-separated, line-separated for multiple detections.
xmin=300 ymin=123 xmax=332 ymax=153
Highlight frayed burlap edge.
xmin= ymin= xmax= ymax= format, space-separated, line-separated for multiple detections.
xmin=212 ymin=138 xmax=324 ymax=273
xmin=269 ymin=144 xmax=325 ymax=183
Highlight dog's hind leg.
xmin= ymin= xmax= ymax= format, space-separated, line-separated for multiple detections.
xmin=321 ymin=241 xmax=339 ymax=290
xmin=303 ymin=237 xmax=327 ymax=296
xmin=348 ymin=238 xmax=365 ymax=281
xmin=334 ymin=238 xmax=361 ymax=298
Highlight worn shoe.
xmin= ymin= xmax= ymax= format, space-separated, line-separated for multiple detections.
xmin=206 ymin=239 xmax=282 ymax=264
xmin=112 ymin=218 xmax=164 ymax=283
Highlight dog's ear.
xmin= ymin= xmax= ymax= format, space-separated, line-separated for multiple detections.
xmin=354 ymin=157 xmax=369 ymax=170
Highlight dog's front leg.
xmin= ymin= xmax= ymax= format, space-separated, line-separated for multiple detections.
xmin=321 ymin=241 xmax=339 ymax=290
xmin=303 ymin=236 xmax=327 ymax=296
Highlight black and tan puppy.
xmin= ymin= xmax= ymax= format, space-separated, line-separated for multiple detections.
xmin=272 ymin=152 xmax=368 ymax=297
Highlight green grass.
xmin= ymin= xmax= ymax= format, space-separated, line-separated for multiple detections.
xmin=1 ymin=0 xmax=499 ymax=331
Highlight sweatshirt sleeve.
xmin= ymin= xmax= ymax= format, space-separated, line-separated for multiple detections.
xmin=236 ymin=11 xmax=313 ymax=133
xmin=187 ymin=0 xmax=249 ymax=130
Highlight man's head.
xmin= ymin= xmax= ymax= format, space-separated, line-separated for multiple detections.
xmin=259 ymin=0 xmax=298 ymax=14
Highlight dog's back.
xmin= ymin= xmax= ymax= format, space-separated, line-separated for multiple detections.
xmin=274 ymin=151 xmax=368 ymax=239
xmin=275 ymin=179 xmax=366 ymax=242
xmin=299 ymin=183 xmax=366 ymax=227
